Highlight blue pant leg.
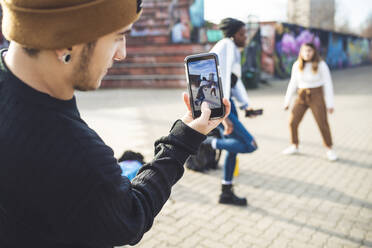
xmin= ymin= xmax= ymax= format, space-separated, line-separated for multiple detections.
xmin=228 ymin=113 xmax=258 ymax=152
xmin=230 ymin=98 xmax=238 ymax=116
xmin=218 ymin=100 xmax=257 ymax=182
xmin=223 ymin=151 xmax=236 ymax=182
xmin=221 ymin=101 xmax=239 ymax=182
xmin=216 ymin=108 xmax=257 ymax=153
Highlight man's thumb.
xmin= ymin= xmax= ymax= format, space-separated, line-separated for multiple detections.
xmin=200 ymin=102 xmax=211 ymax=122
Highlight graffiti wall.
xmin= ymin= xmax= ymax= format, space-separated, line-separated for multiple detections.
xmin=326 ymin=32 xmax=348 ymax=69
xmin=241 ymin=27 xmax=262 ymax=89
xmin=169 ymin=0 xmax=210 ymax=44
xmin=347 ymin=37 xmax=371 ymax=66
xmin=128 ymin=0 xmax=208 ymax=44
xmin=169 ymin=0 xmax=223 ymax=44
xmin=260 ymin=24 xmax=276 ymax=76
xmin=259 ymin=22 xmax=372 ymax=78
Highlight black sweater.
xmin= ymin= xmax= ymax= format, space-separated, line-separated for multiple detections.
xmin=0 ymin=50 xmax=205 ymax=248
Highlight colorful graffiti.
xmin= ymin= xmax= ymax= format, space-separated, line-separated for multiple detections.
xmin=326 ymin=33 xmax=348 ymax=69
xmin=260 ymin=24 xmax=275 ymax=76
xmin=270 ymin=23 xmax=327 ymax=78
xmin=259 ymin=22 xmax=372 ymax=78
xmin=241 ymin=28 xmax=262 ymax=88
xmin=169 ymin=0 xmax=208 ymax=44
xmin=347 ymin=37 xmax=371 ymax=66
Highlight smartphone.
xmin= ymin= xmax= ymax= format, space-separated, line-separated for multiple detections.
xmin=245 ymin=109 xmax=263 ymax=117
xmin=184 ymin=53 xmax=225 ymax=119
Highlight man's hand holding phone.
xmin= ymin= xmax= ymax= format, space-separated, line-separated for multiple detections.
xmin=181 ymin=92 xmax=231 ymax=135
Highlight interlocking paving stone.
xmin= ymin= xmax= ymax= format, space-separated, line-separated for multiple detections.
xmin=76 ymin=65 xmax=372 ymax=248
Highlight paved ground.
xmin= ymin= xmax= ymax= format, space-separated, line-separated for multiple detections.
xmin=76 ymin=65 xmax=372 ymax=248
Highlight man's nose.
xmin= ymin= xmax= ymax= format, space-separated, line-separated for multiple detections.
xmin=114 ymin=43 xmax=127 ymax=61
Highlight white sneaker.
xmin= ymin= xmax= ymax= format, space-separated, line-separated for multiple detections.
xmin=282 ymin=145 xmax=299 ymax=155
xmin=327 ymin=149 xmax=338 ymax=161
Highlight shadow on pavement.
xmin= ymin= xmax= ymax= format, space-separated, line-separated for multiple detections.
xmin=336 ymin=158 xmax=372 ymax=169
xmin=245 ymin=169 xmax=372 ymax=210
xmin=248 ymin=206 xmax=372 ymax=247
xmin=256 ymin=133 xmax=372 ymax=169
xmin=204 ymin=168 xmax=372 ymax=210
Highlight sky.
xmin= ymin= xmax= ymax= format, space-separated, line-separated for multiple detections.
xmin=204 ymin=0 xmax=372 ymax=31
xmin=188 ymin=59 xmax=217 ymax=81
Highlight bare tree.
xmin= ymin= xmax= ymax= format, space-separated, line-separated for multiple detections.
xmin=334 ymin=0 xmax=358 ymax=35
xmin=361 ymin=13 xmax=372 ymax=38
xmin=335 ymin=18 xmax=354 ymax=34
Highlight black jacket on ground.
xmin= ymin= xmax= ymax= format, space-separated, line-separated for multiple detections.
xmin=0 ymin=50 xmax=205 ymax=247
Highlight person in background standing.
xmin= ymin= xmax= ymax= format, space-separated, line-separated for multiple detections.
xmin=282 ymin=42 xmax=338 ymax=161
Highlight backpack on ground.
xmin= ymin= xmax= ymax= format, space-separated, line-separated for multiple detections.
xmin=185 ymin=128 xmax=222 ymax=172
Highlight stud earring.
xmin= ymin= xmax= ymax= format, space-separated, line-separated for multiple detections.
xmin=61 ymin=53 xmax=71 ymax=64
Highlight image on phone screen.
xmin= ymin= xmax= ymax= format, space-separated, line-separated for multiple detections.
xmin=187 ymin=58 xmax=222 ymax=112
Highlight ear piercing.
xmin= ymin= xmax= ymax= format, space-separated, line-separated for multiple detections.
xmin=61 ymin=53 xmax=71 ymax=64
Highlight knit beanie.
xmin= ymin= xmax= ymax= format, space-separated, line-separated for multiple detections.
xmin=0 ymin=0 xmax=143 ymax=49
xmin=219 ymin=18 xmax=245 ymax=38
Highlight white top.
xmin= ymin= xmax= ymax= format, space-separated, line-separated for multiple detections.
xmin=200 ymin=80 xmax=210 ymax=87
xmin=210 ymin=38 xmax=250 ymax=109
xmin=284 ymin=60 xmax=334 ymax=108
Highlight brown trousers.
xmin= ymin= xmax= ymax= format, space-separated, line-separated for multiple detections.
xmin=289 ymin=86 xmax=333 ymax=147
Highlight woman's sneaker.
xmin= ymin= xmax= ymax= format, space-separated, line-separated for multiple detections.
xmin=327 ymin=149 xmax=338 ymax=161
xmin=282 ymin=145 xmax=299 ymax=155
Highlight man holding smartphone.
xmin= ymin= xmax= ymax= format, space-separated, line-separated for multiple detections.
xmin=0 ymin=0 xmax=230 ymax=247
xmin=206 ymin=18 xmax=258 ymax=206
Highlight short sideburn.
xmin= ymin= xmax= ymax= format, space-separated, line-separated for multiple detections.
xmin=23 ymin=47 xmax=40 ymax=57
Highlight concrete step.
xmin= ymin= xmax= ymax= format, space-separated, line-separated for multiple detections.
xmin=142 ymin=0 xmax=191 ymax=8
xmin=101 ymin=74 xmax=187 ymax=88
xmin=109 ymin=63 xmax=185 ymax=75
xmin=141 ymin=2 xmax=189 ymax=13
xmin=126 ymin=43 xmax=210 ymax=53
xmin=129 ymin=29 xmax=169 ymax=37
xmin=134 ymin=16 xmax=171 ymax=26
xmin=127 ymin=34 xmax=170 ymax=45
xmin=140 ymin=10 xmax=169 ymax=19
xmin=133 ymin=23 xmax=169 ymax=31
xmin=101 ymin=0 xmax=196 ymax=88
xmin=124 ymin=52 xmax=189 ymax=63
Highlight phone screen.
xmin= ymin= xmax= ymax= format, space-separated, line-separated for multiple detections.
xmin=185 ymin=53 xmax=224 ymax=119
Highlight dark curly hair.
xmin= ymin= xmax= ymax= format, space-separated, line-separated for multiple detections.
xmin=118 ymin=150 xmax=145 ymax=164
xmin=219 ymin=18 xmax=245 ymax=38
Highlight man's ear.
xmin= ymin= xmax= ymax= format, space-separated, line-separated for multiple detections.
xmin=54 ymin=47 xmax=74 ymax=64
xmin=55 ymin=47 xmax=72 ymax=58
xmin=55 ymin=47 xmax=80 ymax=64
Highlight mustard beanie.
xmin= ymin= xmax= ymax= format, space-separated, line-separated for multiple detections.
xmin=0 ymin=0 xmax=143 ymax=49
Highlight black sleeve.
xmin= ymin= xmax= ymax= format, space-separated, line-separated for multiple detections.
xmin=231 ymin=73 xmax=238 ymax=88
xmin=64 ymin=120 xmax=205 ymax=247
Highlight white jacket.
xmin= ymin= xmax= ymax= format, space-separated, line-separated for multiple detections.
xmin=210 ymin=38 xmax=250 ymax=109
xmin=284 ymin=60 xmax=334 ymax=108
